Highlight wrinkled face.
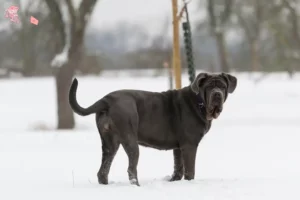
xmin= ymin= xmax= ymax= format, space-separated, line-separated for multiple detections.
xmin=191 ymin=73 xmax=237 ymax=120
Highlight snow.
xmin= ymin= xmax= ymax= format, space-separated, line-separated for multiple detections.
xmin=50 ymin=45 xmax=69 ymax=68
xmin=1 ymin=71 xmax=300 ymax=199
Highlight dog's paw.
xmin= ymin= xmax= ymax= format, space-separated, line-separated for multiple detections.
xmin=168 ymin=173 xmax=183 ymax=182
xmin=97 ymin=175 xmax=108 ymax=185
xmin=130 ymin=178 xmax=140 ymax=186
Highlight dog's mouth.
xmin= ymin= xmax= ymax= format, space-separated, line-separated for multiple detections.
xmin=212 ymin=106 xmax=222 ymax=119
xmin=207 ymin=105 xmax=222 ymax=119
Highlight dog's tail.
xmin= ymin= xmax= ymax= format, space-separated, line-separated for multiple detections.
xmin=69 ymin=78 xmax=108 ymax=116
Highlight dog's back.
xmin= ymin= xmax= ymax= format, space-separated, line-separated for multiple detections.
xmin=97 ymin=89 xmax=181 ymax=150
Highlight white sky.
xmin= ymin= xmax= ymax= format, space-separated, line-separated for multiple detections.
xmin=92 ymin=0 xmax=172 ymax=24
xmin=2 ymin=0 xmax=204 ymax=37
xmin=89 ymin=0 xmax=203 ymax=35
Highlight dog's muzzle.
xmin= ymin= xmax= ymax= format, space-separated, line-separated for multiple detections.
xmin=207 ymin=90 xmax=224 ymax=119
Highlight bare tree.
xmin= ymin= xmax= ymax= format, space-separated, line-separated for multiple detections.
xmin=16 ymin=0 xmax=44 ymax=76
xmin=282 ymin=0 xmax=300 ymax=48
xmin=280 ymin=0 xmax=300 ymax=76
xmin=0 ymin=0 xmax=53 ymax=77
xmin=45 ymin=0 xmax=98 ymax=129
xmin=207 ymin=0 xmax=233 ymax=72
xmin=265 ymin=0 xmax=300 ymax=76
xmin=234 ymin=0 xmax=265 ymax=72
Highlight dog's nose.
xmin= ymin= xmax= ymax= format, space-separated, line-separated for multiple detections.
xmin=213 ymin=92 xmax=223 ymax=102
xmin=214 ymin=92 xmax=221 ymax=98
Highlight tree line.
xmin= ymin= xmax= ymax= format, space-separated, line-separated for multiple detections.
xmin=0 ymin=0 xmax=299 ymax=129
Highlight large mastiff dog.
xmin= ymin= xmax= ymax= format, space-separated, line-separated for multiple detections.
xmin=69 ymin=72 xmax=237 ymax=186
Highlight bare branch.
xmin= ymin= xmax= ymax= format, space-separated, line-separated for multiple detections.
xmin=282 ymin=0 xmax=300 ymax=47
xmin=44 ymin=0 xmax=65 ymax=46
xmin=220 ymin=0 xmax=233 ymax=24
xmin=235 ymin=4 xmax=252 ymax=40
xmin=282 ymin=0 xmax=295 ymax=10
xmin=207 ymin=0 xmax=217 ymax=33
xmin=65 ymin=0 xmax=76 ymax=23
xmin=177 ymin=4 xmax=187 ymax=21
xmin=77 ymin=0 xmax=98 ymax=29
xmin=177 ymin=0 xmax=192 ymax=21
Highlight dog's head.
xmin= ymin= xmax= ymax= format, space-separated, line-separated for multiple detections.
xmin=191 ymin=72 xmax=237 ymax=120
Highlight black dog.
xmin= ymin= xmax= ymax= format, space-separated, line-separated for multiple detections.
xmin=69 ymin=72 xmax=237 ymax=186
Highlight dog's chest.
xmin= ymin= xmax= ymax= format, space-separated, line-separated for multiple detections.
xmin=204 ymin=121 xmax=212 ymax=135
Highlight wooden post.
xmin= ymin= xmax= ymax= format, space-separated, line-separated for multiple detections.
xmin=171 ymin=0 xmax=182 ymax=89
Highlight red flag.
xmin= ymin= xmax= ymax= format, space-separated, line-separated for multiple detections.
xmin=30 ymin=16 xmax=38 ymax=25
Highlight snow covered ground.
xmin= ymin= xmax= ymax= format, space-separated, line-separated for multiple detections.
xmin=0 ymin=72 xmax=300 ymax=199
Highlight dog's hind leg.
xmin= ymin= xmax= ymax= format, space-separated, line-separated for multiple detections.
xmin=96 ymin=113 xmax=120 ymax=185
xmin=122 ymin=140 xmax=140 ymax=186
xmin=97 ymin=134 xmax=120 ymax=185
xmin=110 ymin=100 xmax=140 ymax=186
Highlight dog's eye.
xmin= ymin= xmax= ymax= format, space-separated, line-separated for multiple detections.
xmin=206 ymin=84 xmax=214 ymax=89
xmin=219 ymin=85 xmax=226 ymax=89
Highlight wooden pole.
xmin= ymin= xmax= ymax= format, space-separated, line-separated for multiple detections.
xmin=171 ymin=0 xmax=182 ymax=89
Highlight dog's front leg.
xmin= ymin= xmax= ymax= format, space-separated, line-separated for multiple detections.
xmin=181 ymin=146 xmax=198 ymax=180
xmin=169 ymin=149 xmax=184 ymax=181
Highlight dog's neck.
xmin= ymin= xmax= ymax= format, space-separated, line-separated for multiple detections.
xmin=183 ymin=86 xmax=206 ymax=112
xmin=180 ymin=86 xmax=209 ymax=122
xmin=178 ymin=86 xmax=207 ymax=115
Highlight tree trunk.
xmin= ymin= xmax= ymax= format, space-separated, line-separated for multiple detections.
xmin=56 ymin=30 xmax=84 ymax=129
xmin=55 ymin=63 xmax=75 ymax=129
xmin=215 ymin=32 xmax=230 ymax=72
xmin=250 ymin=39 xmax=259 ymax=72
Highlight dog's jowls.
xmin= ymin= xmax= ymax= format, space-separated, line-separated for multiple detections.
xmin=69 ymin=72 xmax=237 ymax=186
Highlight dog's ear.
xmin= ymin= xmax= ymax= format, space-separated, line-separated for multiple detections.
xmin=222 ymin=73 xmax=237 ymax=93
xmin=191 ymin=73 xmax=208 ymax=94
